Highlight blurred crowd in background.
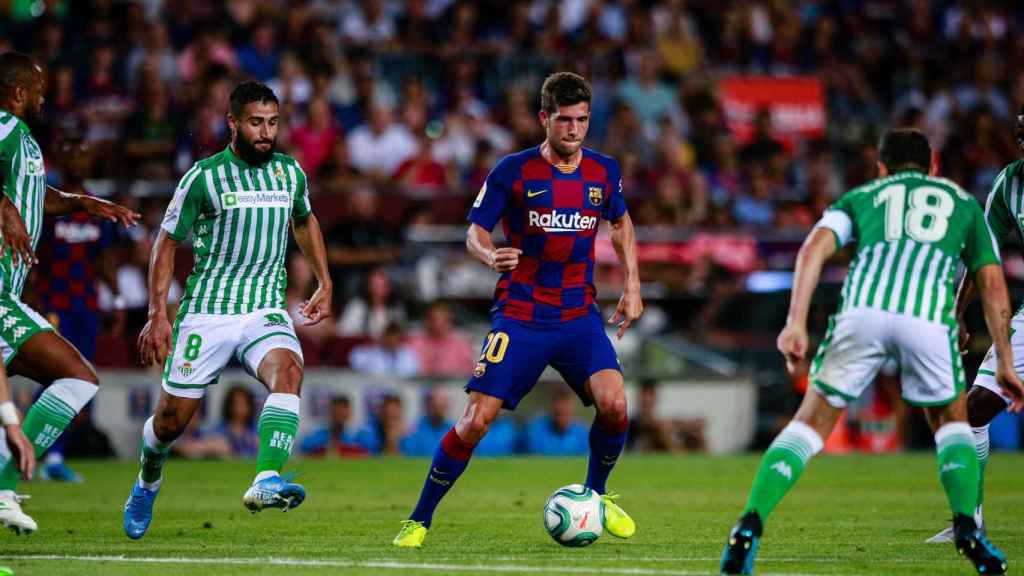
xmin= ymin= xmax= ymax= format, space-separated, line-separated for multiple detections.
xmin=5 ymin=0 xmax=1024 ymax=457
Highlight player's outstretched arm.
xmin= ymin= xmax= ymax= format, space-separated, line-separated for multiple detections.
xmin=0 ymin=361 xmax=34 ymax=481
xmin=466 ymin=223 xmax=521 ymax=272
xmin=975 ymin=263 xmax=1024 ymax=412
xmin=777 ymin=227 xmax=837 ymax=376
xmin=608 ymin=213 xmax=642 ymax=339
xmin=43 ymin=184 xmax=140 ymax=227
xmin=138 ymin=229 xmax=179 ymax=367
xmin=292 ymin=213 xmax=333 ymax=326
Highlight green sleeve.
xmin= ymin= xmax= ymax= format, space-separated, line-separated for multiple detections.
xmin=964 ymin=200 xmax=1002 ymax=274
xmin=292 ymin=163 xmax=312 ymax=220
xmin=0 ymin=130 xmax=19 ymax=202
xmin=161 ymin=166 xmax=207 ymax=241
xmin=984 ymin=167 xmax=1014 ymax=244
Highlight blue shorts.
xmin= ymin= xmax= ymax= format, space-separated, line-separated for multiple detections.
xmin=465 ymin=312 xmax=621 ymax=410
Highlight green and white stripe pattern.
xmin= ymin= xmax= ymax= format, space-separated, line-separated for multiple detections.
xmin=839 ymin=238 xmax=956 ymax=323
xmin=821 ymin=172 xmax=1000 ymax=329
xmin=765 ymin=421 xmax=823 ymax=469
xmin=162 ymin=146 xmax=312 ymax=316
xmin=256 ymin=393 xmax=301 ymax=474
xmin=0 ymin=110 xmax=47 ymax=297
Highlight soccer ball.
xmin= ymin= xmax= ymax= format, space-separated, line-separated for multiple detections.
xmin=543 ymin=484 xmax=604 ymax=547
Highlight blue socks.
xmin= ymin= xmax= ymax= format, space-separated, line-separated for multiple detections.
xmin=410 ymin=428 xmax=476 ymax=527
xmin=585 ymin=414 xmax=629 ymax=495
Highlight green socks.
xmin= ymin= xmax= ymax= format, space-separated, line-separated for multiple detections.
xmin=972 ymin=425 xmax=989 ymax=508
xmin=0 ymin=378 xmax=97 ymax=490
xmin=255 ymin=393 xmax=300 ymax=481
xmin=138 ymin=416 xmax=170 ymax=489
xmin=936 ymin=422 xmax=980 ymax=517
xmin=744 ymin=421 xmax=824 ymax=521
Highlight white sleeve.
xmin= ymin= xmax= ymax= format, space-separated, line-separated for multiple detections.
xmin=814 ymin=210 xmax=853 ymax=247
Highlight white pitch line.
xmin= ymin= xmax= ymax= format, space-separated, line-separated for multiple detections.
xmin=0 ymin=555 xmax=836 ymax=576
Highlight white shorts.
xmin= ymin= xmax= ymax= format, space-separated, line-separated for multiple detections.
xmin=161 ymin=308 xmax=303 ymax=399
xmin=810 ymin=307 xmax=963 ymax=408
xmin=972 ymin=316 xmax=1024 ymax=405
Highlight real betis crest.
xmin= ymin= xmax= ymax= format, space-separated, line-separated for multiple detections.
xmin=588 ymin=186 xmax=603 ymax=206
xmin=275 ymin=165 xmax=286 ymax=186
xmin=179 ymin=362 xmax=194 ymax=377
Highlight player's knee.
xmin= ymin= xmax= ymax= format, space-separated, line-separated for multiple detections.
xmin=269 ymin=359 xmax=303 ymax=394
xmin=459 ymin=412 xmax=493 ymax=442
xmin=153 ymin=408 xmax=189 ymax=441
xmin=596 ymin=395 xmax=627 ymax=422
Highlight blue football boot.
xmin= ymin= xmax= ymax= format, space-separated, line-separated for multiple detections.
xmin=123 ymin=482 xmax=159 ymax=540
xmin=720 ymin=511 xmax=762 ymax=575
xmin=954 ymin=514 xmax=1007 ymax=575
xmin=242 ymin=474 xmax=305 ymax=513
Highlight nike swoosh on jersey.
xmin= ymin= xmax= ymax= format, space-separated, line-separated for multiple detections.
xmin=526 ymin=189 xmax=548 ymax=198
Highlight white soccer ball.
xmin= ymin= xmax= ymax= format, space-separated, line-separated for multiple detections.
xmin=543 ymin=484 xmax=604 ymax=547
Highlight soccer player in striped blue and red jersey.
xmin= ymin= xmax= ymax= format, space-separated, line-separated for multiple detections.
xmin=394 ymin=72 xmax=643 ymax=548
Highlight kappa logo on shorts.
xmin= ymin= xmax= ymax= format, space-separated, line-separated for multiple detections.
xmin=263 ymin=313 xmax=289 ymax=328
xmin=179 ymin=362 xmax=194 ymax=377
xmin=473 ymin=362 xmax=487 ymax=378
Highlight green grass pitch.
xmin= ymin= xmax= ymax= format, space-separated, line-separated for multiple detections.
xmin=0 ymin=454 xmax=1021 ymax=575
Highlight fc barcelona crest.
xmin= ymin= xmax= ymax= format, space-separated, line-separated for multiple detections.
xmin=473 ymin=362 xmax=487 ymax=378
xmin=588 ymin=186 xmax=603 ymax=206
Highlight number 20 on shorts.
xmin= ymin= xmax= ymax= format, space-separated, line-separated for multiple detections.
xmin=479 ymin=331 xmax=509 ymax=363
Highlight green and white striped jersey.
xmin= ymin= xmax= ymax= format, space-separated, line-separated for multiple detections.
xmin=983 ymin=159 xmax=1024 ymax=246
xmin=818 ymin=171 xmax=1000 ymax=328
xmin=162 ymin=146 xmax=312 ymax=315
xmin=0 ymin=109 xmax=46 ymax=297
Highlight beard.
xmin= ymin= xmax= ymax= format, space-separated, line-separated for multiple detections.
xmin=234 ymin=133 xmax=276 ymax=165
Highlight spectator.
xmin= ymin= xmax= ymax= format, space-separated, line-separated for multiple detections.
xmin=402 ymin=387 xmax=454 ymax=456
xmin=336 ymin=267 xmax=407 ymax=340
xmin=627 ymin=381 xmax=706 ymax=453
xmin=325 ymin=187 xmax=402 ymax=288
xmin=616 ymin=50 xmax=686 ymax=139
xmin=354 ymin=394 xmax=410 ymax=455
xmin=123 ymin=80 xmax=178 ymax=179
xmin=732 ymin=166 xmax=777 ymax=228
xmin=348 ymin=322 xmax=420 ymax=378
xmin=267 ymin=51 xmax=312 ymax=108
xmin=523 ymin=387 xmax=589 ymax=456
xmin=205 ymin=386 xmax=260 ymax=458
xmin=393 ymin=132 xmax=453 ymax=199
xmin=474 ymin=413 xmax=520 ymax=457
xmin=290 ymin=96 xmax=340 ymax=177
xmin=299 ymin=395 xmax=367 ymax=457
xmin=237 ymin=19 xmax=279 ymax=81
xmin=738 ymin=107 xmax=787 ymax=169
xmin=345 ymin=103 xmax=419 ymax=178
xmin=406 ymin=302 xmax=476 ymax=377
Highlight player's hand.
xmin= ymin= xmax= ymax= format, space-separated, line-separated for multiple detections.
xmin=300 ymin=284 xmax=333 ymax=326
xmin=995 ymin=361 xmax=1024 ymax=413
xmin=777 ymin=323 xmax=810 ymax=376
xmin=4 ymin=424 xmax=34 ymax=481
xmin=84 ymin=196 xmax=141 ymax=228
xmin=609 ymin=288 xmax=643 ymax=340
xmin=138 ymin=313 xmax=173 ymax=367
xmin=0 ymin=198 xmax=35 ymax=267
xmin=956 ymin=316 xmax=970 ymax=355
xmin=489 ymin=248 xmax=522 ymax=272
